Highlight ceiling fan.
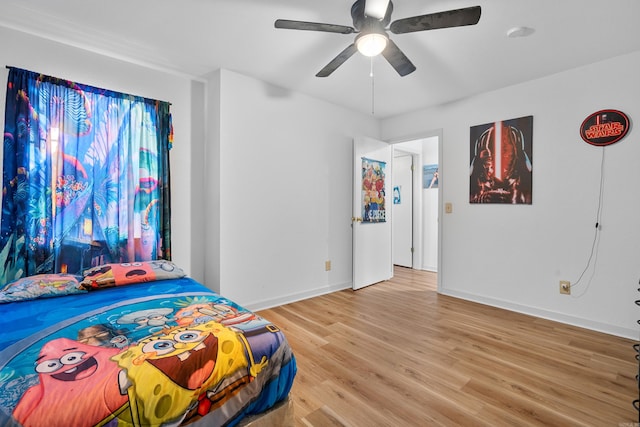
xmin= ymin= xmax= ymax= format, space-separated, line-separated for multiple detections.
xmin=274 ymin=0 xmax=481 ymax=77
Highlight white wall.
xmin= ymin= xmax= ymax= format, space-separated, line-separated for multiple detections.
xmin=421 ymin=137 xmax=439 ymax=272
xmin=0 ymin=26 xmax=200 ymax=278
xmin=189 ymin=79 xmax=206 ymax=283
xmin=205 ymin=69 xmax=379 ymax=309
xmin=204 ymin=70 xmax=221 ymax=294
xmin=381 ymin=51 xmax=640 ymax=339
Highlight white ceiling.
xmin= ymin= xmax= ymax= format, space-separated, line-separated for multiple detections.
xmin=1 ymin=0 xmax=639 ymax=118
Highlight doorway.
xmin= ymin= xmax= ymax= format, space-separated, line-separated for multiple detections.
xmin=391 ymin=151 xmax=413 ymax=268
xmin=391 ymin=135 xmax=440 ymax=272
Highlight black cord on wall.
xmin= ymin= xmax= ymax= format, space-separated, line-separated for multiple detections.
xmin=570 ymin=147 xmax=605 ymax=296
xmin=568 ymin=226 xmax=601 ymax=298
xmin=634 ymin=281 xmax=639 ymax=415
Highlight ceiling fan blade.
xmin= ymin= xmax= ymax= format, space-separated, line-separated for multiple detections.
xmin=364 ymin=0 xmax=390 ymax=20
xmin=316 ymin=43 xmax=358 ymax=77
xmin=381 ymin=39 xmax=416 ymax=76
xmin=389 ymin=5 xmax=481 ymax=34
xmin=275 ymin=19 xmax=355 ymax=34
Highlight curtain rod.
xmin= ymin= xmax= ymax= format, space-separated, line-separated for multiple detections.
xmin=5 ymin=65 xmax=172 ymax=106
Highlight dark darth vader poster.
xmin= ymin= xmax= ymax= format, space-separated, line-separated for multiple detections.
xmin=469 ymin=116 xmax=533 ymax=204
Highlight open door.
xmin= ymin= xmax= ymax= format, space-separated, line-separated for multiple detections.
xmin=352 ymin=136 xmax=393 ymax=290
xmin=392 ymin=153 xmax=413 ymax=268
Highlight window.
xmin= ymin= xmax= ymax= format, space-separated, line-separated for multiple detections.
xmin=0 ymin=67 xmax=172 ymax=281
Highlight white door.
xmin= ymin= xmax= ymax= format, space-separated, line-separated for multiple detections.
xmin=392 ymin=154 xmax=413 ymax=267
xmin=352 ymin=136 xmax=393 ymax=290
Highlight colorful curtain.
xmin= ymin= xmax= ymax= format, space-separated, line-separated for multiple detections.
xmin=1 ymin=67 xmax=172 ymax=282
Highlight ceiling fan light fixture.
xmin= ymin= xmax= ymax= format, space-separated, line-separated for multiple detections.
xmin=356 ymin=32 xmax=388 ymax=57
xmin=275 ymin=3 xmax=481 ymax=77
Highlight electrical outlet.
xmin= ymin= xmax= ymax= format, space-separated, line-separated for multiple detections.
xmin=559 ymin=280 xmax=571 ymax=295
xmin=325 ymin=260 xmax=331 ymax=271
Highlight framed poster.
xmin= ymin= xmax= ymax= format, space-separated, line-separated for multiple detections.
xmin=361 ymin=157 xmax=386 ymax=222
xmin=469 ymin=115 xmax=533 ymax=204
xmin=423 ymin=164 xmax=439 ymax=189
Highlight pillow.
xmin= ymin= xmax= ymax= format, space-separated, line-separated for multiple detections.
xmin=0 ymin=274 xmax=86 ymax=303
xmin=80 ymin=260 xmax=185 ymax=290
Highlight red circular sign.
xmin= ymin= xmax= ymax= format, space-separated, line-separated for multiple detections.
xmin=580 ymin=109 xmax=630 ymax=146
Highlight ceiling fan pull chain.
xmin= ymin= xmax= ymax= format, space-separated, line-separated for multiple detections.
xmin=370 ymin=56 xmax=375 ymax=115
xmin=370 ymin=55 xmax=374 ymax=78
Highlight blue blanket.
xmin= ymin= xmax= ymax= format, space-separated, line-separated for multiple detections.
xmin=0 ymin=277 xmax=296 ymax=427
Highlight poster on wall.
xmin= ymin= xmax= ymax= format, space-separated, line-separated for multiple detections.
xmin=423 ymin=164 xmax=439 ymax=189
xmin=361 ymin=157 xmax=386 ymax=222
xmin=393 ymin=186 xmax=401 ymax=204
xmin=469 ymin=115 xmax=533 ymax=204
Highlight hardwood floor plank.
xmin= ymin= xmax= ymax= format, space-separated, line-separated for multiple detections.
xmin=258 ymin=267 xmax=638 ymax=426
xmin=302 ymin=405 xmax=353 ymax=427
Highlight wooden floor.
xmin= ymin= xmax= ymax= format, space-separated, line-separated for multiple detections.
xmin=258 ymin=267 xmax=638 ymax=426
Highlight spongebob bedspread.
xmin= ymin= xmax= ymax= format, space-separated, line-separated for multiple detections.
xmin=0 ymin=277 xmax=296 ymax=427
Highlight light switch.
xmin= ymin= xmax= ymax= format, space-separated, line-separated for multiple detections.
xmin=445 ymin=202 xmax=453 ymax=214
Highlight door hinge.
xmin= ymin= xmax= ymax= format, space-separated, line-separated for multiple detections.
xmin=411 ymin=247 xmax=414 ymax=253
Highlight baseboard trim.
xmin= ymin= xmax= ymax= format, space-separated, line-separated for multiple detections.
xmin=440 ymin=288 xmax=637 ymax=340
xmin=244 ymin=281 xmax=352 ymax=313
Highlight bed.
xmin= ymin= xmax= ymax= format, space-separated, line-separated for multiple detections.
xmin=0 ymin=261 xmax=296 ymax=427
